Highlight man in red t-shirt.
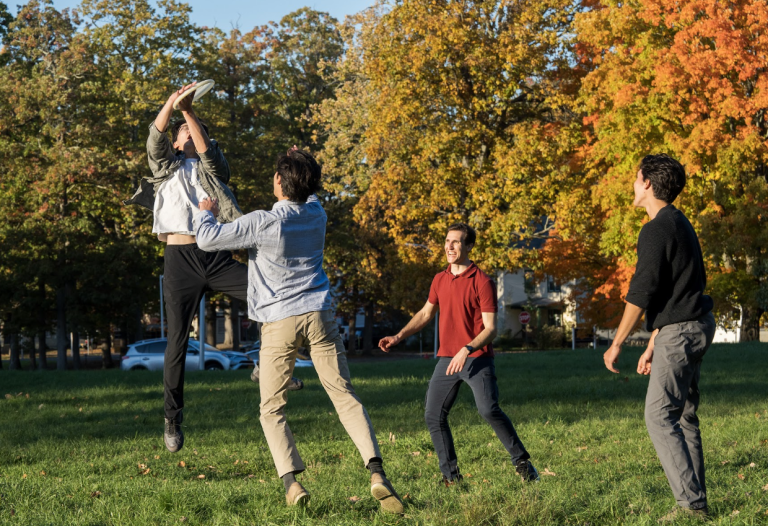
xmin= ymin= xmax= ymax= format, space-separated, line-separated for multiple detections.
xmin=379 ymin=223 xmax=538 ymax=485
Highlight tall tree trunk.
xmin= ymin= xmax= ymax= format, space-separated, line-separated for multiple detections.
xmin=56 ymin=287 xmax=68 ymax=370
xmin=347 ymin=310 xmax=357 ymax=354
xmin=206 ymin=301 xmax=216 ymax=347
xmin=362 ymin=301 xmax=374 ymax=355
xmin=101 ymin=330 xmax=114 ymax=369
xmin=9 ymin=332 xmax=21 ymax=370
xmin=71 ymin=329 xmax=81 ymax=370
xmin=29 ymin=334 xmax=37 ymax=370
xmin=739 ymin=304 xmax=763 ymax=342
xmin=37 ymin=331 xmax=48 ymax=370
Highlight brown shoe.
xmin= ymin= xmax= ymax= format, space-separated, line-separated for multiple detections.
xmin=657 ymin=505 xmax=709 ymax=523
xmin=285 ymin=482 xmax=310 ymax=506
xmin=370 ymin=473 xmax=404 ymax=514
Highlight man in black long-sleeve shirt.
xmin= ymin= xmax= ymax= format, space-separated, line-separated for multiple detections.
xmin=603 ymin=154 xmax=715 ymax=523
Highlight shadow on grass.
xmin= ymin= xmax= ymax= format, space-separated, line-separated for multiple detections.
xmin=1 ymin=343 xmax=765 ymax=452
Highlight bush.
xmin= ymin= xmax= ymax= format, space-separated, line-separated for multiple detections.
xmin=535 ymin=324 xmax=564 ymax=350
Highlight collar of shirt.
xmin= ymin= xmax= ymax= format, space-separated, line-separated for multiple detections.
xmin=442 ymin=261 xmax=478 ymax=279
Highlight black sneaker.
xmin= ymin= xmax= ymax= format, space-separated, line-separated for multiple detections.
xmin=164 ymin=412 xmax=184 ymax=453
xmin=440 ymin=474 xmax=464 ymax=487
xmin=515 ymin=459 xmax=540 ymax=482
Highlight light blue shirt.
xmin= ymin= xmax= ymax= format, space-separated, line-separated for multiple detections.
xmin=193 ymin=195 xmax=332 ymax=323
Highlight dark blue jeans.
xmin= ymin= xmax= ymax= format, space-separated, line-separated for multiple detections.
xmin=425 ymin=356 xmax=530 ymax=480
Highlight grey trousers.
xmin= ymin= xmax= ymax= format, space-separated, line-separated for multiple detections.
xmin=645 ymin=312 xmax=715 ymax=510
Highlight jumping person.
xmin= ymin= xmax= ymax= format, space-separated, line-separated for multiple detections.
xmin=602 ymin=154 xmax=715 ymax=522
xmin=125 ymin=84 xmax=281 ymax=453
xmin=193 ymin=148 xmax=404 ymax=513
xmin=379 ymin=224 xmax=539 ymax=486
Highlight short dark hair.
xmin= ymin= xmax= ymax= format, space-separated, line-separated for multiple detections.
xmin=639 ymin=154 xmax=686 ymax=203
xmin=276 ymin=149 xmax=322 ymax=202
xmin=171 ymin=119 xmax=209 ymax=145
xmin=447 ymin=223 xmax=476 ymax=247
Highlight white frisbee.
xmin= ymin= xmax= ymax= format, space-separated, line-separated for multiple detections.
xmin=173 ymin=79 xmax=215 ymax=110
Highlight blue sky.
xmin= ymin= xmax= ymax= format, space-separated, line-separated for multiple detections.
xmin=30 ymin=0 xmax=375 ymax=31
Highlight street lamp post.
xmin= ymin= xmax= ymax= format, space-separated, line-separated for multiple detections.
xmin=198 ymin=294 xmax=206 ymax=370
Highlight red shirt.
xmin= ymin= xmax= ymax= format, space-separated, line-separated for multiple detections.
xmin=428 ymin=262 xmax=497 ymax=358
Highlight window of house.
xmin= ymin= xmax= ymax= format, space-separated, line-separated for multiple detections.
xmin=547 ymin=276 xmax=562 ymax=293
xmin=524 ymin=269 xmax=536 ymax=294
xmin=548 ymin=309 xmax=562 ymax=327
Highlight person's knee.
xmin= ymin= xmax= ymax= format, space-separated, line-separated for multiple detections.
xmin=477 ymin=403 xmax=501 ymax=422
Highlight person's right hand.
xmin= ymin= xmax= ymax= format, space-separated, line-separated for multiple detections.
xmin=168 ymin=82 xmax=197 ymax=106
xmin=378 ymin=335 xmax=400 ymax=353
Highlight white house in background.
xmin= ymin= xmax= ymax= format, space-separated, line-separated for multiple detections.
xmin=495 ymin=269 xmax=578 ymax=338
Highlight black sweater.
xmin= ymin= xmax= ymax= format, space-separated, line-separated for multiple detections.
xmin=626 ymin=205 xmax=713 ymax=330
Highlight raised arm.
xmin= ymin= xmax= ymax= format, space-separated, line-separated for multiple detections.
xmin=147 ymin=83 xmax=196 ymax=174
xmin=176 ymin=91 xmax=232 ymax=184
xmin=378 ymin=300 xmax=438 ymax=352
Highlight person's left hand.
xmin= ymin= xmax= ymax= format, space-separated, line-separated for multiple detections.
xmin=637 ymin=341 xmax=654 ymax=375
xmin=446 ymin=348 xmax=470 ymax=375
xmin=177 ymin=89 xmax=195 ymax=112
xmin=198 ymin=197 xmax=219 ymax=217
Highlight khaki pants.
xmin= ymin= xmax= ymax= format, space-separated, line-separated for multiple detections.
xmin=259 ymin=310 xmax=382 ymax=477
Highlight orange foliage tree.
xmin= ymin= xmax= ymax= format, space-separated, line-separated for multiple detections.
xmin=572 ymin=0 xmax=768 ymax=340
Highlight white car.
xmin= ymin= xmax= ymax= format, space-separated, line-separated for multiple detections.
xmin=121 ymin=338 xmax=253 ymax=371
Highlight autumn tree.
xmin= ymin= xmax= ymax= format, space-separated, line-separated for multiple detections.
xmin=575 ymin=0 xmax=768 ymax=341
xmin=314 ymin=0 xmax=585 ymax=330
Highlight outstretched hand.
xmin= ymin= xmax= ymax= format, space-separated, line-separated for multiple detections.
xmin=168 ymin=82 xmax=196 ymax=106
xmin=198 ymin=197 xmax=219 ymax=217
xmin=378 ymin=335 xmax=400 ymax=353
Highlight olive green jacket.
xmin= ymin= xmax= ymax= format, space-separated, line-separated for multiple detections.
xmin=123 ymin=122 xmax=243 ymax=223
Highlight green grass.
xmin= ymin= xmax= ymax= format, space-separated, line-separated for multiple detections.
xmin=1 ymin=344 xmax=767 ymax=525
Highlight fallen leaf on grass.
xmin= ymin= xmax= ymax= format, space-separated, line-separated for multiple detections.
xmin=21 ymin=474 xmax=26 ymax=479
xmin=763 ymin=484 xmax=768 ymax=491
xmin=749 ymin=462 xmax=756 ymax=468
xmin=90 ymin=491 xmax=101 ymax=498
xmin=154 ymin=455 xmax=160 ymax=460
xmin=541 ymin=468 xmax=557 ymax=477
xmin=577 ymin=446 xmax=588 ymax=452
xmin=349 ymin=496 xmax=360 ymax=503
xmin=178 ymin=461 xmax=186 ymax=467
xmin=140 ymin=469 xmax=151 ymax=475
xmin=737 ymin=474 xmax=745 ymax=480
xmin=4 ymin=394 xmax=12 ymax=399
xmin=38 ymin=404 xmax=44 ymax=410
xmin=180 ymin=516 xmax=187 ymax=522
xmin=389 ymin=432 xmax=395 ymax=443
xmin=134 ymin=415 xmax=139 ymax=419
xmin=464 ymin=473 xmax=472 ymax=478
xmin=197 ymin=474 xmax=205 ymax=479
xmin=411 ymin=451 xmax=420 ymax=456
xmin=234 ymin=460 xmax=239 ymax=465
xmin=39 ymin=471 xmax=45 ymax=476
xmin=730 ymin=510 xmax=740 ymax=517
xmin=721 ymin=460 xmax=730 ymax=465
xmin=25 ymin=394 xmax=29 ymax=399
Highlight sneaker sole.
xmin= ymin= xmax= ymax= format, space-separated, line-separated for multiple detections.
xmin=287 ymin=492 xmax=310 ymax=507
xmin=371 ymin=483 xmax=404 ymax=514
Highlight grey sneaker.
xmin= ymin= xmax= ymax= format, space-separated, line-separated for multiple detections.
xmin=657 ymin=506 xmax=709 ymax=523
xmin=370 ymin=473 xmax=404 ymax=514
xmin=285 ymin=482 xmax=310 ymax=506
xmin=164 ymin=412 xmax=184 ymax=453
xmin=515 ymin=459 xmax=540 ymax=482
xmin=251 ymin=363 xmax=304 ymax=391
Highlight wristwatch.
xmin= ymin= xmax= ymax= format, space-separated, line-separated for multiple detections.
xmin=464 ymin=345 xmax=475 ymax=353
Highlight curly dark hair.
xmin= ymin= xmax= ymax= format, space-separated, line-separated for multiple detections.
xmin=171 ymin=119 xmax=209 ymax=145
xmin=639 ymin=154 xmax=686 ymax=203
xmin=276 ymin=149 xmax=322 ymax=203
xmin=447 ymin=223 xmax=477 ymax=247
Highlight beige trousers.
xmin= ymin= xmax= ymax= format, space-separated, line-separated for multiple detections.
xmin=259 ymin=310 xmax=382 ymax=477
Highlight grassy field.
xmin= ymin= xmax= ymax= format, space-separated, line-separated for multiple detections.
xmin=0 ymin=344 xmax=766 ymax=525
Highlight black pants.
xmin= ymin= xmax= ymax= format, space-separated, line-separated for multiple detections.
xmin=425 ymin=356 xmax=530 ymax=479
xmin=163 ymin=244 xmax=248 ymax=421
